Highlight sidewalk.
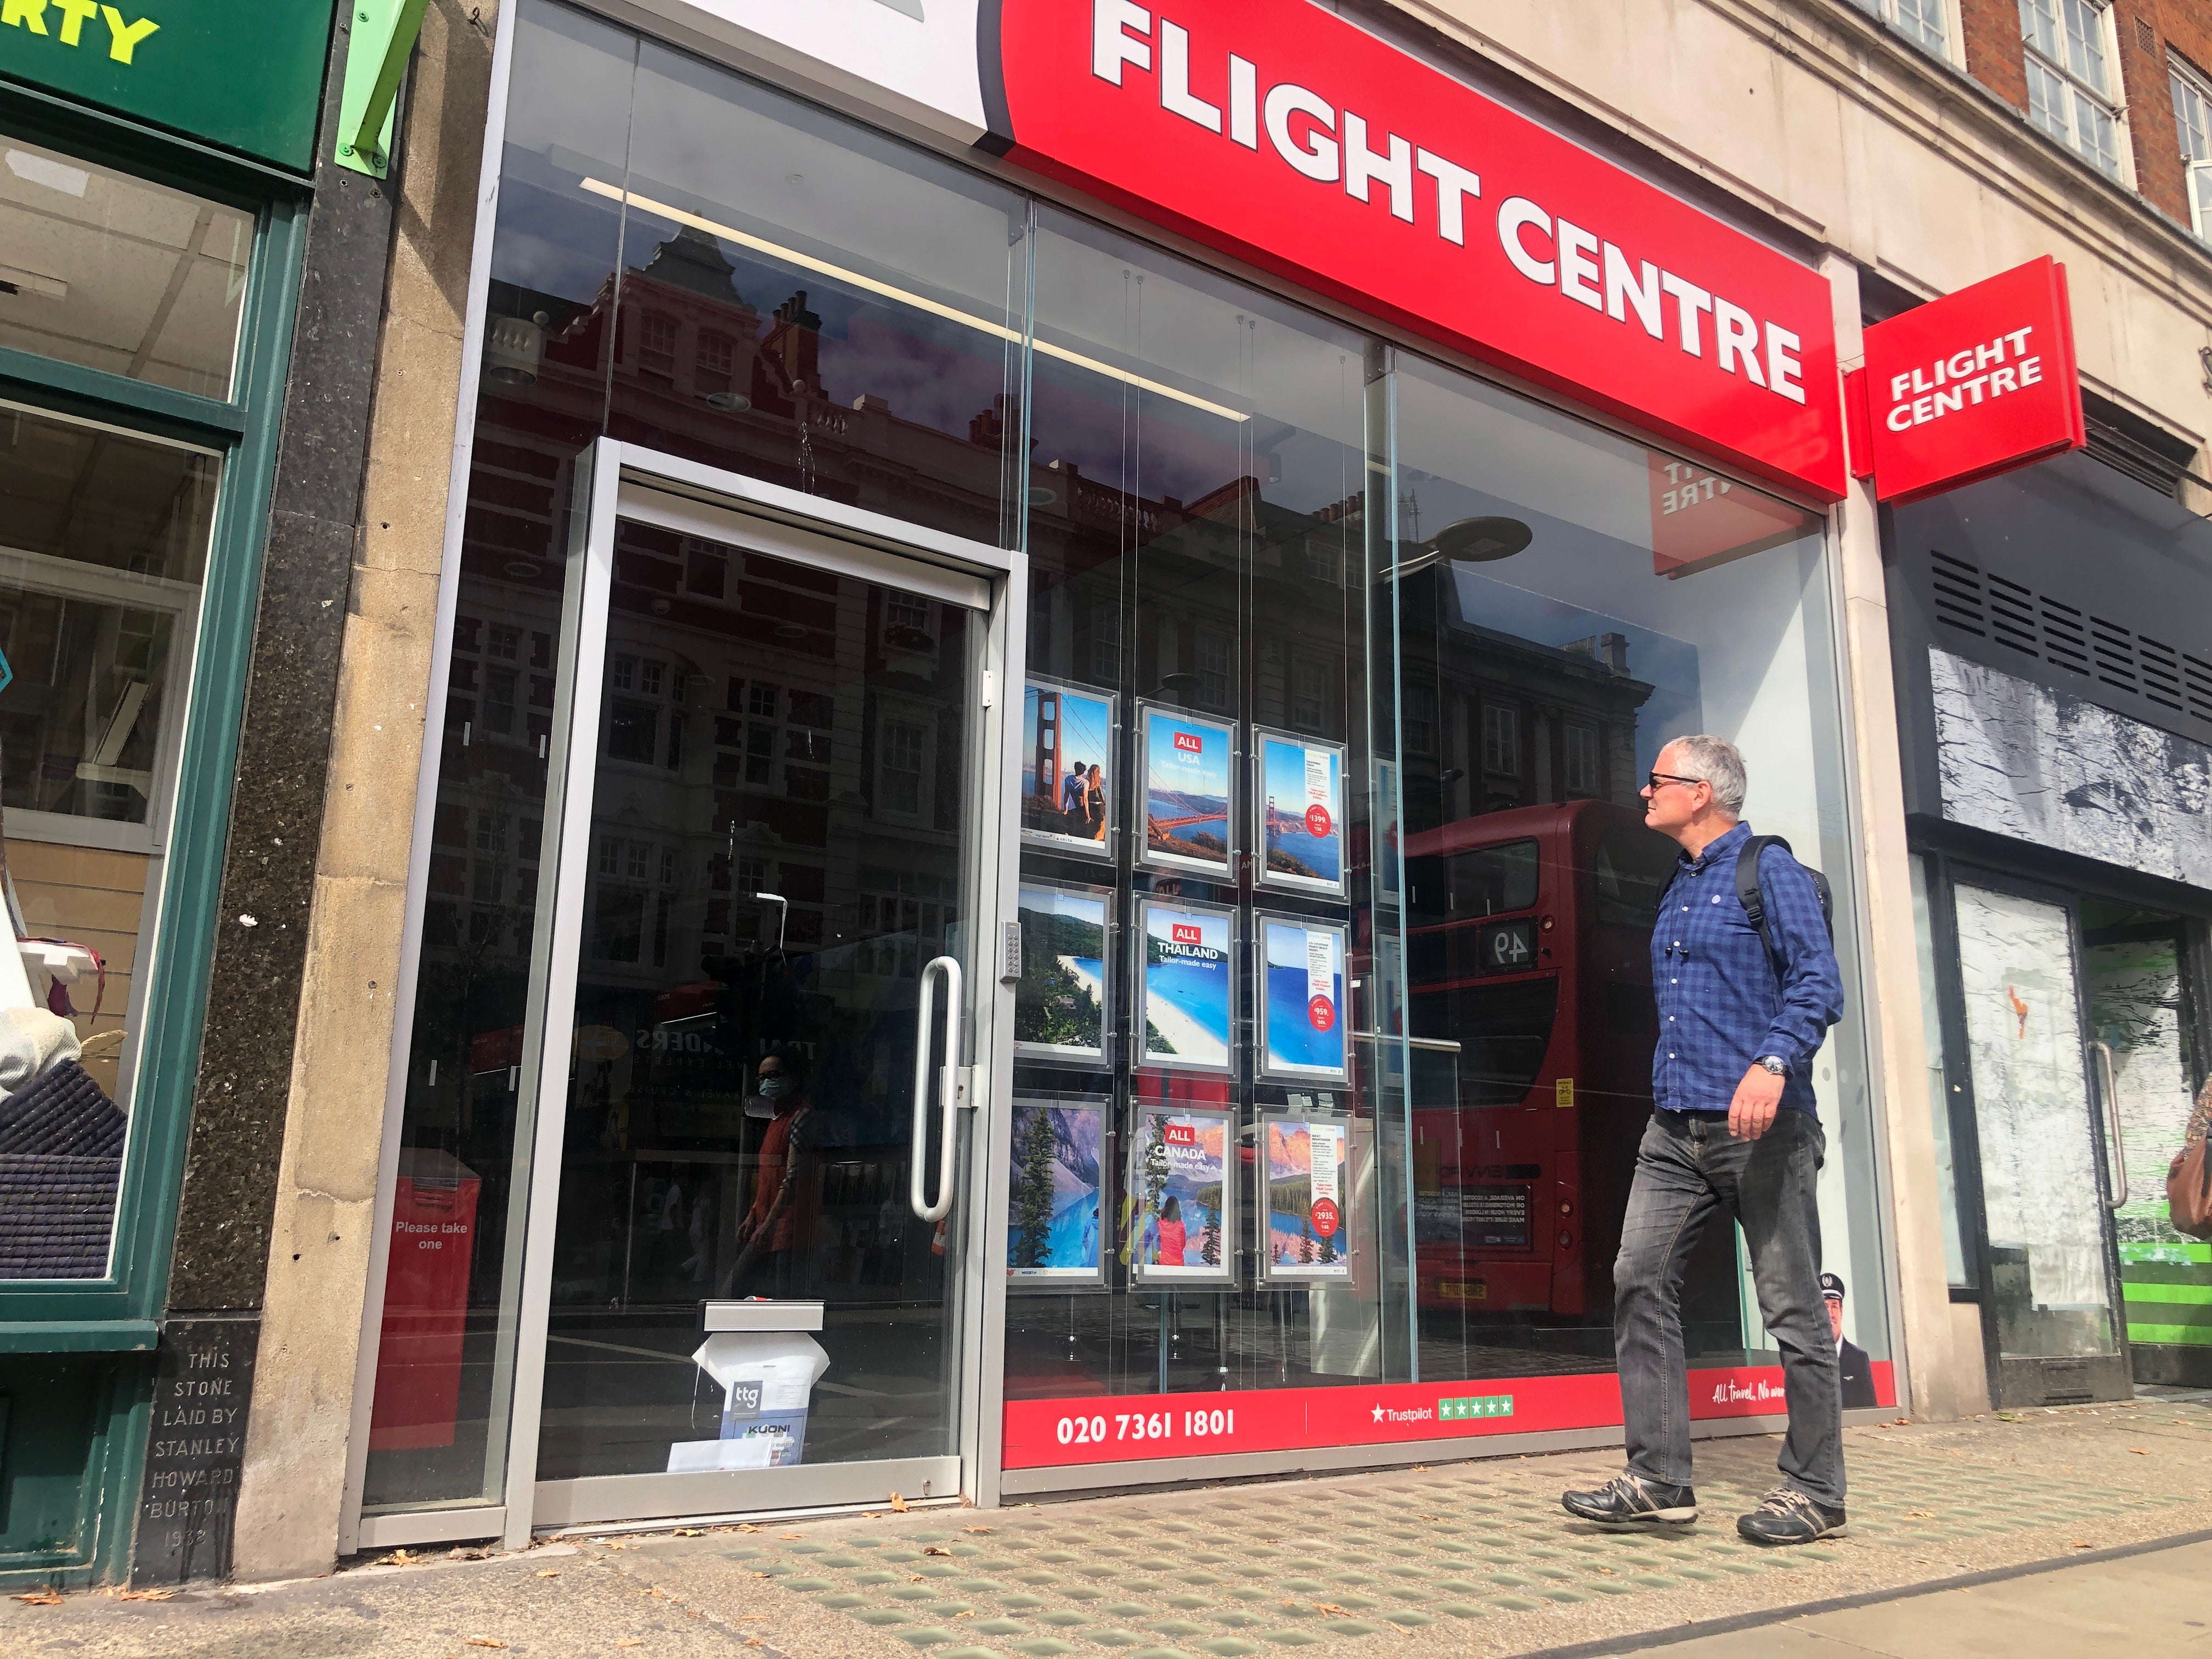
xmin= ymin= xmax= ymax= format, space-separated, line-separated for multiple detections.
xmin=7 ymin=1396 xmax=2211 ymax=1658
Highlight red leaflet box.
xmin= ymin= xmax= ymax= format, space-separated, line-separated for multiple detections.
xmin=370 ymin=1148 xmax=481 ymax=1451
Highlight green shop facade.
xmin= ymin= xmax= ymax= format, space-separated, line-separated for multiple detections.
xmin=0 ymin=0 xmax=403 ymax=1587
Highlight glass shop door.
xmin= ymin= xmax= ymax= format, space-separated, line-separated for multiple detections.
xmin=509 ymin=444 xmax=1010 ymax=1533
xmin=1949 ymin=876 xmax=2133 ymax=1407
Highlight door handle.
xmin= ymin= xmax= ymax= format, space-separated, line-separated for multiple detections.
xmin=2093 ymin=1040 xmax=2129 ymax=1210
xmin=910 ymin=955 xmax=963 ymax=1223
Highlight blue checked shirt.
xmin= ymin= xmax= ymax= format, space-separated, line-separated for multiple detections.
xmin=1651 ymin=821 xmax=1843 ymax=1118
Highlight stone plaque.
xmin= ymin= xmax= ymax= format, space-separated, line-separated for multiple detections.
xmin=133 ymin=1314 xmax=259 ymax=1584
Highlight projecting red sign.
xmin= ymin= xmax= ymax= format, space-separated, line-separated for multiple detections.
xmin=1853 ymin=256 xmax=2083 ymax=503
xmin=990 ymin=0 xmax=1846 ymax=499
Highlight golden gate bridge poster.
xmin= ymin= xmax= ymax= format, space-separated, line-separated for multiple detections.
xmin=1138 ymin=703 xmax=1234 ymax=874
xmin=1253 ymin=729 xmax=1346 ymax=898
xmin=1021 ymin=676 xmax=1115 ymax=859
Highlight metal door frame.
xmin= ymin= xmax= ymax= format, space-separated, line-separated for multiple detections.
xmin=1931 ymin=857 xmax=2133 ymax=1407
xmin=471 ymin=439 xmax=1024 ymax=1546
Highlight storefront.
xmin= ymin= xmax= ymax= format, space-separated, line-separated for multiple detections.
xmin=0 ymin=2 xmax=336 ymax=1585
xmin=341 ymin=0 xmax=1898 ymax=1550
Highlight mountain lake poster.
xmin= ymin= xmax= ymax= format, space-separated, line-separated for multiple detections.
xmin=1007 ymin=1099 xmax=1105 ymax=1285
xmin=1261 ymin=1114 xmax=1352 ymax=1282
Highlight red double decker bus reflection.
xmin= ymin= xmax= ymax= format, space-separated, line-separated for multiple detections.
xmin=1402 ymin=798 xmax=1677 ymax=1328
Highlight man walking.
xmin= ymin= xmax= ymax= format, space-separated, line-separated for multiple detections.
xmin=1562 ymin=734 xmax=1847 ymax=1545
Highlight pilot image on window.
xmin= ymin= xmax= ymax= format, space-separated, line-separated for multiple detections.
xmin=1822 ymin=1272 xmax=1878 ymax=1409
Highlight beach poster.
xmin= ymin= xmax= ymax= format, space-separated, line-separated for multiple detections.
xmin=1255 ymin=730 xmax=1345 ymax=896
xmin=1137 ymin=899 xmax=1234 ymax=1071
xmin=1127 ymin=1105 xmax=1234 ymax=1284
xmin=1007 ymin=1100 xmax=1106 ymax=1285
xmin=1262 ymin=1115 xmax=1352 ymax=1282
xmin=1013 ymin=884 xmax=1110 ymax=1059
xmin=1258 ymin=915 xmax=1347 ymax=1081
xmin=1139 ymin=703 xmax=1234 ymax=873
xmin=1022 ymin=678 xmax=1115 ymax=858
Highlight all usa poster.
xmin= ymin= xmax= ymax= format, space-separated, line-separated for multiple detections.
xmin=1022 ymin=678 xmax=1114 ymax=858
xmin=1137 ymin=899 xmax=1234 ymax=1071
xmin=1257 ymin=915 xmax=1346 ymax=1081
xmin=1263 ymin=1115 xmax=1352 ymax=1282
xmin=1126 ymin=1105 xmax=1233 ymax=1284
xmin=1007 ymin=1100 xmax=1105 ymax=1286
xmin=1013 ymin=884 xmax=1109 ymax=1060
xmin=1139 ymin=703 xmax=1234 ymax=873
xmin=1255 ymin=730 xmax=1345 ymax=896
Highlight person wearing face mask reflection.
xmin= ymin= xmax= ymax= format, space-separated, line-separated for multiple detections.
xmin=731 ymin=1047 xmax=815 ymax=1298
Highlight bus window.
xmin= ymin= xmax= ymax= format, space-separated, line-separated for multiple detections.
xmin=1414 ymin=977 xmax=1560 ymax=1108
xmin=1593 ymin=829 xmax=1675 ymax=929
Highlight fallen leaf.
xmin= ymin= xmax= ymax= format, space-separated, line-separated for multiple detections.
xmin=964 ymin=1526 xmax=994 ymax=1534
xmin=14 ymin=1590 xmax=61 ymax=1605
xmin=909 ymin=1574 xmax=926 ymax=1584
xmin=1891 ymin=1417 xmax=1912 ymax=1426
xmin=861 ymin=1512 xmax=881 ymax=1520
xmin=779 ymin=1532 xmax=805 ymax=1541
xmin=536 ymin=1569 xmax=562 ymax=1578
xmin=2130 ymin=1448 xmax=2151 ymax=1455
xmin=955 ymin=1609 xmax=977 ymax=1619
xmin=450 ymin=1547 xmax=492 ymax=1561
xmin=1903 ymin=1510 xmax=1934 ymax=1519
xmin=676 ymin=1527 xmax=706 ymax=1536
xmin=464 ymin=1639 xmax=508 ymax=1650
xmin=2071 ymin=1540 xmax=2094 ymax=1549
xmin=923 ymin=1545 xmax=952 ymax=1557
xmin=746 ymin=1641 xmax=764 ymax=1650
xmin=115 ymin=1588 xmax=176 ymax=1601
xmin=1408 ymin=1464 xmax=1429 ymax=1472
xmin=736 ymin=1523 xmax=763 ymax=1533
xmin=383 ymin=1549 xmax=420 ymax=1567
xmin=889 ymin=1492 xmax=910 ymax=1513
xmin=606 ymin=1539 xmax=631 ymax=1550
xmin=1314 ymin=1602 xmax=1347 ymax=1617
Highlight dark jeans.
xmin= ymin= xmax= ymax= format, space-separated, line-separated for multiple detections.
xmin=1613 ymin=1108 xmax=1845 ymax=1506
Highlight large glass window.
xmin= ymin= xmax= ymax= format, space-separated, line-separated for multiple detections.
xmin=0 ymin=400 xmax=218 ymax=1282
xmin=0 ymin=134 xmax=252 ymax=400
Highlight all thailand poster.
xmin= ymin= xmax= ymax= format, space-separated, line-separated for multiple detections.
xmin=1007 ymin=1101 xmax=1105 ymax=1285
xmin=1137 ymin=899 xmax=1233 ymax=1071
xmin=1126 ymin=1105 xmax=1233 ymax=1284
xmin=1255 ymin=731 xmax=1345 ymax=896
xmin=1022 ymin=679 xmax=1114 ymax=858
xmin=1013 ymin=884 xmax=1109 ymax=1059
xmin=1258 ymin=915 xmax=1346 ymax=1081
xmin=1140 ymin=704 xmax=1234 ymax=873
xmin=1263 ymin=1115 xmax=1352 ymax=1282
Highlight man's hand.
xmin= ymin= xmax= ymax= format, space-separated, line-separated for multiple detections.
xmin=1729 ymin=1064 xmax=1785 ymax=1139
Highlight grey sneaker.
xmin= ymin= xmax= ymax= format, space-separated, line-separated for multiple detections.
xmin=1561 ymin=1472 xmax=1698 ymax=1526
xmin=1736 ymin=1486 xmax=1847 ymax=1545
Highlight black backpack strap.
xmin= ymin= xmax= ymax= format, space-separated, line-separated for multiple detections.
xmin=1735 ymin=834 xmax=1786 ymax=963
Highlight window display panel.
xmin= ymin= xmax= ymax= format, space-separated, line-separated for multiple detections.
xmin=0 ymin=403 xmax=218 ymax=1281
xmin=360 ymin=0 xmax=640 ymax=1514
xmin=1001 ymin=205 xmax=1393 ymax=1442
xmin=1386 ymin=357 xmax=1893 ymax=1403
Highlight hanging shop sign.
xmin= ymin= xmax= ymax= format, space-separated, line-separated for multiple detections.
xmin=0 ymin=0 xmax=336 ymax=170
xmin=1849 ymin=255 xmax=2084 ymax=504
xmin=672 ymin=0 xmax=1847 ymax=500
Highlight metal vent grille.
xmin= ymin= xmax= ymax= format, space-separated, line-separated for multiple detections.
xmin=1926 ymin=550 xmax=2209 ymax=737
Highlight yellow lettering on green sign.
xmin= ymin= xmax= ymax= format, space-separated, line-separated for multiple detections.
xmin=54 ymin=0 xmax=94 ymax=45
xmin=99 ymin=4 xmax=155 ymax=61
xmin=2 ymin=0 xmax=51 ymax=36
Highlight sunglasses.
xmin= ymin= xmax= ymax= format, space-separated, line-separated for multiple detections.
xmin=1644 ymin=771 xmax=1703 ymax=792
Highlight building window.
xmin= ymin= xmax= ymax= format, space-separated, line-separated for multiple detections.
xmin=1848 ymin=0 xmax=1949 ymax=58
xmin=1291 ymin=661 xmax=1329 ymax=733
xmin=696 ymin=331 xmax=736 ymax=394
xmin=2022 ymin=0 xmax=2123 ymax=177
xmin=638 ymin=310 xmax=679 ymax=379
xmin=1089 ymin=600 xmax=1121 ymax=684
xmin=1482 ymin=702 xmax=1521 ymax=777
xmin=881 ymin=715 xmax=930 ymax=818
xmin=1564 ymin=724 xmax=1601 ymax=797
xmin=1195 ymin=629 xmax=1232 ymax=710
xmin=1402 ymin=684 xmax=1435 ymax=754
xmin=2173 ymin=55 xmax=2212 ymax=233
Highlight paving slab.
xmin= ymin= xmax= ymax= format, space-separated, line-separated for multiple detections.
xmin=4 ymin=1398 xmax=2212 ymax=1658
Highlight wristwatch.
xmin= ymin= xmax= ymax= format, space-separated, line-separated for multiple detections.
xmin=1757 ymin=1056 xmax=1788 ymax=1076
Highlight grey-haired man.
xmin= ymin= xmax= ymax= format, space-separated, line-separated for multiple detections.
xmin=1562 ymin=734 xmax=1848 ymax=1546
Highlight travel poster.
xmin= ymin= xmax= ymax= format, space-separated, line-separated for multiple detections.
xmin=1022 ymin=679 xmax=1114 ymax=858
xmin=1139 ymin=703 xmax=1234 ymax=873
xmin=1137 ymin=899 xmax=1234 ymax=1071
xmin=1013 ymin=884 xmax=1109 ymax=1060
xmin=1255 ymin=731 xmax=1345 ymax=896
xmin=1258 ymin=915 xmax=1346 ymax=1081
xmin=1262 ymin=1115 xmax=1352 ymax=1282
xmin=1007 ymin=1100 xmax=1105 ymax=1285
xmin=1127 ymin=1105 xmax=1233 ymax=1284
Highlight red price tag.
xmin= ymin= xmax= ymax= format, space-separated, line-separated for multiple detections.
xmin=1304 ymin=804 xmax=1332 ymax=838
xmin=1310 ymin=1198 xmax=1340 ymax=1238
xmin=1307 ymin=995 xmax=1336 ymax=1032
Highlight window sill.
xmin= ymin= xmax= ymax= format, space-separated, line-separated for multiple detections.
xmin=0 ymin=1319 xmax=160 ymax=1353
